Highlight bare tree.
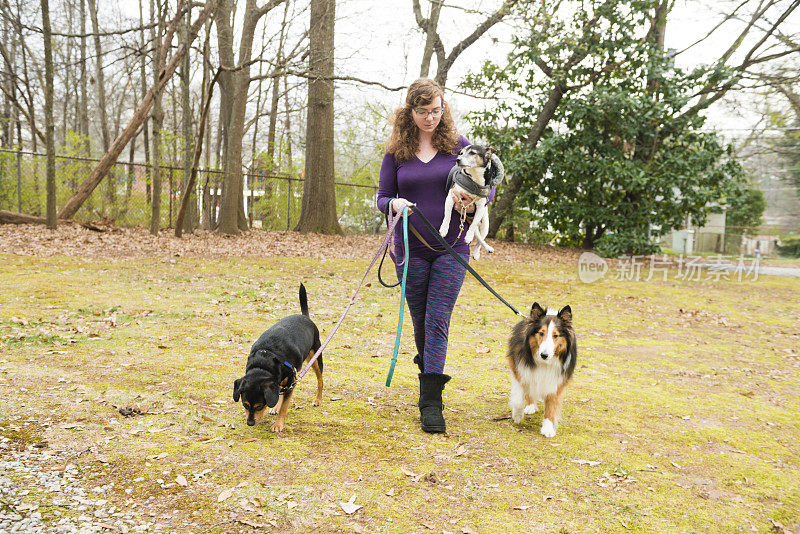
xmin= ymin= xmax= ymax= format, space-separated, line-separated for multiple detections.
xmin=180 ymin=2 xmax=196 ymax=232
xmin=57 ymin=0 xmax=214 ymax=220
xmin=41 ymin=0 xmax=56 ymax=229
xmin=214 ymin=0 xmax=286 ymax=235
xmin=295 ymin=0 xmax=340 ymax=234
xmin=150 ymin=0 xmax=165 ymax=235
xmin=412 ymin=0 xmax=517 ymax=87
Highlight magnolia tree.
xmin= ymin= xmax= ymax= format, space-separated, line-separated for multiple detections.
xmin=463 ymin=0 xmax=782 ymax=255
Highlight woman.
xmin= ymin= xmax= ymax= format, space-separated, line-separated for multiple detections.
xmin=376 ymin=78 xmax=480 ymax=434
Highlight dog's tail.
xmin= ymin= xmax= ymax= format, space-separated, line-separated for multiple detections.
xmin=299 ymin=283 xmax=309 ymax=317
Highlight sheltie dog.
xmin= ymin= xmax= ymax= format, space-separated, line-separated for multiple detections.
xmin=507 ymin=303 xmax=577 ymax=437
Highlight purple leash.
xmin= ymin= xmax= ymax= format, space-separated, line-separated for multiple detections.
xmin=296 ymin=211 xmax=406 ymax=382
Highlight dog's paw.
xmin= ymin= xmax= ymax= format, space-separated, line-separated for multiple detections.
xmin=511 ymin=407 xmax=524 ymax=424
xmin=485 ymin=244 xmax=494 ymax=254
xmin=523 ymin=404 xmax=537 ymax=415
xmin=439 ymin=225 xmax=448 ymax=237
xmin=312 ymin=399 xmax=321 ymax=407
xmin=270 ymin=420 xmax=285 ymax=433
xmin=464 ymin=230 xmax=475 ymax=243
xmin=268 ymin=407 xmax=279 ymax=415
xmin=472 ymin=247 xmax=481 ymax=261
xmin=540 ymin=419 xmax=556 ymax=438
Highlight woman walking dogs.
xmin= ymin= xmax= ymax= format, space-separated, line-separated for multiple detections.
xmin=377 ymin=78 xmax=485 ymax=433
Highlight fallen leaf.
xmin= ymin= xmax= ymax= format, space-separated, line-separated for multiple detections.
xmin=218 ymin=488 xmax=233 ymax=502
xmin=571 ymin=459 xmax=600 ymax=466
xmin=340 ymin=494 xmax=362 ymax=515
xmin=175 ymin=475 xmax=188 ymax=487
xmin=60 ymin=422 xmax=83 ymax=430
xmin=513 ymin=504 xmax=533 ymax=510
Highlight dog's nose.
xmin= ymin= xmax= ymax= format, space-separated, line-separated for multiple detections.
xmin=540 ymin=353 xmax=550 ymax=360
xmin=247 ymin=419 xmax=255 ymax=426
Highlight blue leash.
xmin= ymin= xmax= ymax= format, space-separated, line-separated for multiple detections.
xmin=385 ymin=207 xmax=409 ymax=387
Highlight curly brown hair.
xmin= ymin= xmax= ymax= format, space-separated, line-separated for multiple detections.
xmin=386 ymin=78 xmax=460 ymax=162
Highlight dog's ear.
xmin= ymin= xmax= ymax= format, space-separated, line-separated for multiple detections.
xmin=557 ymin=305 xmax=572 ymax=324
xmin=233 ymin=378 xmax=242 ymax=402
xmin=484 ymin=147 xmax=495 ymax=161
xmin=530 ymin=302 xmax=546 ymax=321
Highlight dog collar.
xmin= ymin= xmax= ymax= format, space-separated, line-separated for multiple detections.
xmin=279 ymin=362 xmax=297 ymax=396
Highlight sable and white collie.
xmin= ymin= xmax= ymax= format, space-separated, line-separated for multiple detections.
xmin=507 ymin=303 xmax=577 ymax=437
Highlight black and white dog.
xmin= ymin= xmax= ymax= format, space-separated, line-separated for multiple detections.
xmin=439 ymin=145 xmax=504 ymax=260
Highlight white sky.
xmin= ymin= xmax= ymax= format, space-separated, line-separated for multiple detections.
xmin=331 ymin=0 xmax=797 ymax=136
xmin=111 ymin=0 xmax=796 ymax=140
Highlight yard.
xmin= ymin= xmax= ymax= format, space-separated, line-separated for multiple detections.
xmin=0 ymin=225 xmax=798 ymax=533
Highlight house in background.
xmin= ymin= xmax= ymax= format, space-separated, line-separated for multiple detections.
xmin=665 ymin=212 xmax=727 ymax=254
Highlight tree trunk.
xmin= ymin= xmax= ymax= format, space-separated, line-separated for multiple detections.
xmin=42 ymin=0 xmax=56 ymax=229
xmin=201 ymin=18 xmax=213 ymax=230
xmin=2 ymin=16 xmax=10 ymax=149
xmin=180 ymin=3 xmax=197 ymax=232
xmin=87 ymin=0 xmax=110 ymax=153
xmin=176 ymin=69 xmax=219 ymax=237
xmin=418 ymin=0 xmax=442 ymax=77
xmin=80 ymin=0 xmax=89 ymax=153
xmin=215 ymin=0 xmax=287 ymax=235
xmin=267 ymin=1 xmax=290 ymax=165
xmin=139 ymin=0 xmax=151 ymax=204
xmin=87 ymin=0 xmax=115 ymax=209
xmin=57 ymin=0 xmax=212 ymax=220
xmin=295 ymin=0 xmax=341 ymax=234
xmin=487 ymin=82 xmax=566 ymax=238
xmin=150 ymin=0 xmax=164 ymax=235
xmin=284 ymin=73 xmax=292 ymax=168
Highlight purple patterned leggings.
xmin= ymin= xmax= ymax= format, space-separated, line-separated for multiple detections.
xmin=396 ymin=253 xmax=468 ymax=374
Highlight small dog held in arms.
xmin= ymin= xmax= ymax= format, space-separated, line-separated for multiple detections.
xmin=507 ymin=303 xmax=577 ymax=437
xmin=438 ymin=144 xmax=504 ymax=260
xmin=233 ymin=284 xmax=323 ymax=432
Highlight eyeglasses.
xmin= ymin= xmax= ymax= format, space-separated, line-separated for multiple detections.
xmin=413 ymin=107 xmax=444 ymax=118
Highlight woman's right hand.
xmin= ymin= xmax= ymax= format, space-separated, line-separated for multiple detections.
xmin=390 ymin=198 xmax=415 ymax=214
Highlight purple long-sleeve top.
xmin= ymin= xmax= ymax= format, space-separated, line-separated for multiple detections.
xmin=378 ymin=135 xmax=493 ymax=262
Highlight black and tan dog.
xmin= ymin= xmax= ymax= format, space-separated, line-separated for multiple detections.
xmin=233 ymin=284 xmax=323 ymax=432
xmin=507 ymin=303 xmax=577 ymax=437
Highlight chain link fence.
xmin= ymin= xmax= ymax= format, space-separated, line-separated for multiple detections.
xmin=0 ymin=149 xmax=382 ymax=233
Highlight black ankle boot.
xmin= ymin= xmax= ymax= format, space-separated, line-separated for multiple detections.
xmin=418 ymin=373 xmax=451 ymax=433
xmin=413 ymin=354 xmax=425 ymax=373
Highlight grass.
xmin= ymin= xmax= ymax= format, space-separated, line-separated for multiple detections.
xmin=0 ymin=251 xmax=798 ymax=533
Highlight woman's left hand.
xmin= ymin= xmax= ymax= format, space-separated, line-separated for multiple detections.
xmin=451 ymin=191 xmax=476 ymax=214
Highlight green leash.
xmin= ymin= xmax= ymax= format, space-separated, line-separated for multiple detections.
xmin=385 ymin=207 xmax=409 ymax=387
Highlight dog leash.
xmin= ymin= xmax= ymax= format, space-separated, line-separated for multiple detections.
xmin=407 ymin=206 xmax=524 ymax=317
xmin=382 ymin=206 xmax=524 ymax=387
xmin=295 ymin=209 xmax=407 ymax=382
xmin=385 ymin=207 xmax=409 ymax=387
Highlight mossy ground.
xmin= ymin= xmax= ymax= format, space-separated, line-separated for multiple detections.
xmin=0 ymin=252 xmax=798 ymax=533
